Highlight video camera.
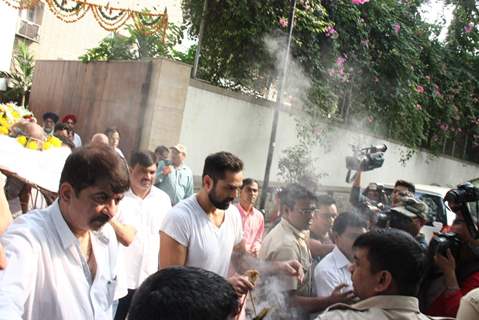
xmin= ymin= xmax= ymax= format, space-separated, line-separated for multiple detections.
xmin=345 ymin=144 xmax=387 ymax=183
xmin=429 ymin=182 xmax=479 ymax=258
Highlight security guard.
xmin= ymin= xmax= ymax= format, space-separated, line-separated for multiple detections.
xmin=316 ymin=229 xmax=453 ymax=320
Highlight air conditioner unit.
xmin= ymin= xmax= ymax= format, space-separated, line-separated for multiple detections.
xmin=16 ymin=19 xmax=40 ymax=42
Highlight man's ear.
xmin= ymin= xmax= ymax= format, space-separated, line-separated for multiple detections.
xmin=59 ymin=183 xmax=74 ymax=203
xmin=203 ymin=175 xmax=213 ymax=192
xmin=374 ymin=270 xmax=393 ymax=293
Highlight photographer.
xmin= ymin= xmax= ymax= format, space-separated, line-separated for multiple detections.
xmin=384 ymin=197 xmax=428 ymax=250
xmin=349 ymin=171 xmax=388 ymax=225
xmin=420 ymin=186 xmax=479 ymax=318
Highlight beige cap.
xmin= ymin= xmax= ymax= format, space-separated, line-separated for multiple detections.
xmin=391 ymin=197 xmax=428 ymax=221
xmin=171 ymin=144 xmax=187 ymax=155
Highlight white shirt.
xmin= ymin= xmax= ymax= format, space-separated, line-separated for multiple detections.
xmin=314 ymin=246 xmax=352 ymax=297
xmin=117 ymin=187 xmax=171 ymax=289
xmin=160 ymin=195 xmax=243 ymax=277
xmin=0 ymin=201 xmax=120 ymax=320
xmin=73 ymin=132 xmax=82 ymax=148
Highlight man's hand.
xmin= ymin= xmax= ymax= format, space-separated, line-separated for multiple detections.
xmin=434 ymin=249 xmax=456 ymax=276
xmin=227 ymin=274 xmax=254 ymax=296
xmin=435 ymin=249 xmax=460 ymax=290
xmin=328 ymin=284 xmax=356 ymax=305
xmin=275 ymin=260 xmax=304 ymax=283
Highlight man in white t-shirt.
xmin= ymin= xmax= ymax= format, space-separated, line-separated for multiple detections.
xmin=314 ymin=212 xmax=367 ymax=297
xmin=160 ymin=151 xmax=254 ymax=295
xmin=113 ymin=151 xmax=171 ymax=320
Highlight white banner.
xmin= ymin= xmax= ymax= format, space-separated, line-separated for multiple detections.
xmin=0 ymin=135 xmax=71 ymax=192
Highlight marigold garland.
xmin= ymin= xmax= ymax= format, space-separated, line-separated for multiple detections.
xmin=1 ymin=0 xmax=168 ymax=32
xmin=0 ymin=103 xmax=63 ymax=151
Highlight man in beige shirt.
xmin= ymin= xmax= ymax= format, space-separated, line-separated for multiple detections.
xmin=260 ymin=183 xmax=355 ymax=319
xmin=316 ymin=229 xmax=453 ymax=320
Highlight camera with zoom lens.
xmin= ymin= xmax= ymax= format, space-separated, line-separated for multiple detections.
xmin=346 ymin=144 xmax=387 ymax=172
xmin=428 ymin=232 xmax=462 ymax=258
xmin=428 ymin=183 xmax=479 ymax=258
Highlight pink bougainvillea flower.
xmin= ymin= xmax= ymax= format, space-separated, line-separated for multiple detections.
xmin=352 ymin=0 xmax=369 ymax=5
xmin=279 ymin=17 xmax=288 ymax=28
xmin=325 ymin=26 xmax=338 ymax=38
xmin=439 ymin=123 xmax=449 ymax=132
xmin=416 ymin=85 xmax=425 ymax=94
xmin=393 ymin=23 xmax=401 ymax=34
xmin=464 ymin=22 xmax=474 ymax=33
xmin=336 ymin=57 xmax=346 ymax=66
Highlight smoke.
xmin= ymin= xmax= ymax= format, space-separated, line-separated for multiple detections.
xmin=236 ymin=255 xmax=302 ymax=320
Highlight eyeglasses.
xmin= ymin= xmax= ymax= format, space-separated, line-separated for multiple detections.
xmin=297 ymin=208 xmax=317 ymax=215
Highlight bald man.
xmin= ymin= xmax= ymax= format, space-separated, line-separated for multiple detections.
xmin=90 ymin=133 xmax=109 ymax=145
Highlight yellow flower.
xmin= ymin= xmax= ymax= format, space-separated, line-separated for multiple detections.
xmin=47 ymin=136 xmax=62 ymax=147
xmin=17 ymin=135 xmax=27 ymax=146
xmin=0 ymin=117 xmax=9 ymax=128
xmin=42 ymin=141 xmax=52 ymax=150
xmin=0 ymin=126 xmax=8 ymax=135
xmin=26 ymin=140 xmax=39 ymax=150
xmin=11 ymin=110 xmax=20 ymax=119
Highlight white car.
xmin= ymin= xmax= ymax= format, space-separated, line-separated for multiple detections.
xmin=381 ymin=184 xmax=457 ymax=244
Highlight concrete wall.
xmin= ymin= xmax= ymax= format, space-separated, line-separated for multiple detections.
xmin=180 ymin=80 xmax=479 ymax=188
xmin=140 ymin=59 xmax=192 ymax=151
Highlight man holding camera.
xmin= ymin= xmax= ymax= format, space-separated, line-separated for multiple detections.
xmin=350 ymin=170 xmax=415 ymax=225
xmin=421 ymin=188 xmax=479 ymax=318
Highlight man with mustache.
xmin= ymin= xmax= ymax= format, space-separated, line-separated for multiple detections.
xmin=113 ymin=151 xmax=171 ymax=320
xmin=236 ymin=178 xmax=264 ymax=257
xmin=0 ymin=144 xmax=130 ymax=320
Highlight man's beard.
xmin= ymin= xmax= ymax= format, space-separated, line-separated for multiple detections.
xmin=208 ymin=188 xmax=233 ymax=210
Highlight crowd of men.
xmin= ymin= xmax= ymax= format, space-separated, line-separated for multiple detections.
xmin=0 ymin=113 xmax=478 ymax=320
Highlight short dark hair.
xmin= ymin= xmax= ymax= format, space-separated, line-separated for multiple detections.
xmin=395 ymin=180 xmax=415 ymax=194
xmin=280 ymin=183 xmax=317 ymax=210
xmin=59 ymin=144 xmax=129 ymax=195
xmin=353 ymin=229 xmax=426 ymax=296
xmin=54 ymin=122 xmax=72 ymax=133
xmin=128 ymin=267 xmax=239 ymax=320
xmin=241 ymin=178 xmax=258 ymax=189
xmin=42 ymin=112 xmax=59 ymax=123
xmin=104 ymin=127 xmax=119 ymax=138
xmin=202 ymin=151 xmax=243 ymax=181
xmin=317 ymin=194 xmax=336 ymax=207
xmin=129 ymin=151 xmax=156 ymax=168
xmin=333 ymin=212 xmax=367 ymax=235
xmin=154 ymin=145 xmax=169 ymax=154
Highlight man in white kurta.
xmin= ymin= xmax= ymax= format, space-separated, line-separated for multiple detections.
xmin=113 ymin=150 xmax=171 ymax=320
xmin=0 ymin=144 xmax=130 ymax=320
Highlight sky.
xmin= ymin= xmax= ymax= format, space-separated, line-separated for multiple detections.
xmin=420 ymin=0 xmax=455 ymax=41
